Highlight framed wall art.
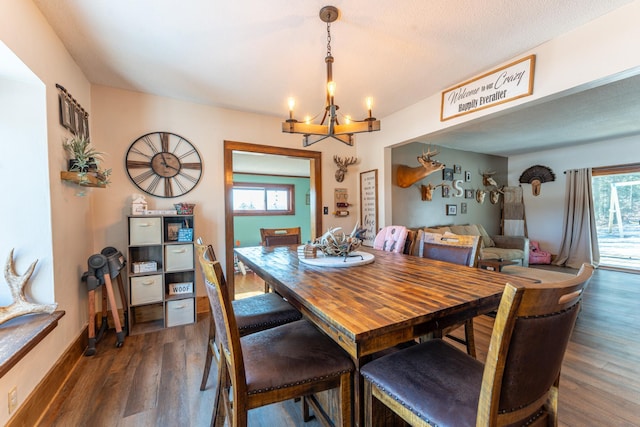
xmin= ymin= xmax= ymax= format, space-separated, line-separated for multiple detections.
xmin=443 ymin=168 xmax=454 ymax=181
xmin=360 ymin=169 xmax=378 ymax=247
xmin=446 ymin=204 xmax=457 ymax=216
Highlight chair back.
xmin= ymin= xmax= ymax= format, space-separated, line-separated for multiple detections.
xmin=415 ymin=231 xmax=480 ymax=267
xmin=199 ymin=257 xmax=248 ymax=400
xmin=373 ymin=225 xmax=408 ymax=253
xmin=195 ymin=237 xmax=217 ymax=261
xmin=260 ymin=227 xmax=301 ymax=246
xmin=478 ymin=263 xmax=595 ymax=425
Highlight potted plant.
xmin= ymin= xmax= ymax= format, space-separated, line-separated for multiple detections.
xmin=62 ymin=136 xmax=111 ymax=187
xmin=62 ymin=135 xmax=102 ymax=172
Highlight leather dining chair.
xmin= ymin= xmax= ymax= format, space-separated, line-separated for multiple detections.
xmin=194 ymin=240 xmax=302 ymax=393
xmin=361 ymin=263 xmax=594 ymax=427
xmin=413 ymin=231 xmax=481 ymax=357
xmin=200 ymin=257 xmax=354 ymax=427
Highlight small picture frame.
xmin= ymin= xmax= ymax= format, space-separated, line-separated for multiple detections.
xmin=167 ymin=223 xmax=181 ymax=241
xmin=461 ymin=202 xmax=468 ymax=214
xmin=454 ymin=164 xmax=462 ymax=174
xmin=464 ymin=171 xmax=472 ymax=182
xmin=59 ymin=94 xmax=72 ymax=130
xmin=446 ymin=204 xmax=457 ymax=216
xmin=443 ymin=168 xmax=454 ymax=181
xmin=442 ymin=185 xmax=450 ymax=198
xmin=465 ymin=189 xmax=474 ymax=199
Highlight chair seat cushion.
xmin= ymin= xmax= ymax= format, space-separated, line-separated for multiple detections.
xmin=361 ymin=339 xmax=483 ymax=427
xmin=233 ymin=293 xmax=302 ymax=336
xmin=242 ymin=319 xmax=354 ymax=394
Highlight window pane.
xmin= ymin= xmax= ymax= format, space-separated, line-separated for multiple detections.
xmin=267 ymin=190 xmax=289 ymax=210
xmin=233 ymin=188 xmax=265 ymax=211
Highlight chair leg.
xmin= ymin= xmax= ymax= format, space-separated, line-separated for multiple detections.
xmin=200 ymin=312 xmax=216 ymax=390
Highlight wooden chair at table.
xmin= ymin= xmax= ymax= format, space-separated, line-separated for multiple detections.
xmin=362 ymin=263 xmax=594 ymax=427
xmin=194 ymin=239 xmax=302 ymax=394
xmin=413 ymin=231 xmax=482 ymax=357
xmin=260 ymin=226 xmax=302 ymax=246
xmin=259 ymin=226 xmax=301 ymax=291
xmin=199 ymin=256 xmax=354 ymax=427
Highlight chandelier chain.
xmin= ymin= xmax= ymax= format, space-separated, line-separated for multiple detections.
xmin=326 ymin=21 xmax=332 ymax=57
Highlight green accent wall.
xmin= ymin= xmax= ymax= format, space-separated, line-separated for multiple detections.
xmin=233 ymin=174 xmax=311 ymax=247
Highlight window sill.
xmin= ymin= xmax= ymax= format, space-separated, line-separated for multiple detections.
xmin=0 ymin=311 xmax=65 ymax=378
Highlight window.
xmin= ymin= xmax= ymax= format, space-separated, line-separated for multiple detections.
xmin=592 ymin=163 xmax=640 ymax=270
xmin=233 ymin=183 xmax=295 ymax=216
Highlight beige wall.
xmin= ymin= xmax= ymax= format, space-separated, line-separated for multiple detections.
xmin=1 ymin=0 xmax=95 ymax=424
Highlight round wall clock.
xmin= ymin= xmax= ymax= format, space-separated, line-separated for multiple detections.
xmin=125 ymin=131 xmax=203 ymax=198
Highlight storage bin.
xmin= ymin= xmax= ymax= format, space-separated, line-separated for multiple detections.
xmin=129 ymin=217 xmax=162 ymax=245
xmin=130 ymin=274 xmax=163 ymax=305
xmin=165 ymin=244 xmax=194 ymax=271
xmin=165 ymin=298 xmax=195 ymax=327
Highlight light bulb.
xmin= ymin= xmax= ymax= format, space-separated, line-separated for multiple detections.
xmin=366 ymin=97 xmax=373 ymax=110
xmin=327 ymin=81 xmax=336 ymax=97
xmin=345 ymin=115 xmax=352 ymax=124
xmin=305 ymin=115 xmax=311 ymax=124
xmin=288 ymin=97 xmax=295 ymax=111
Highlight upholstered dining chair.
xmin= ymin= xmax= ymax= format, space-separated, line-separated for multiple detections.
xmin=361 ymin=263 xmax=594 ymax=427
xmin=200 ymin=257 xmax=354 ymax=427
xmin=194 ymin=240 xmax=302 ymax=392
xmin=413 ymin=231 xmax=481 ymax=357
xmin=373 ymin=225 xmax=408 ymax=253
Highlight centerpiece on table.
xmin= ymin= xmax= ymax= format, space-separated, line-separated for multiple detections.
xmin=311 ymin=223 xmax=366 ymax=258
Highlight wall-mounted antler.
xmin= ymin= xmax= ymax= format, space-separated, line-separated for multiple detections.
xmin=397 ymin=145 xmax=445 ymax=188
xmin=334 ymin=156 xmax=357 ymax=182
xmin=480 ymin=169 xmax=498 ymax=186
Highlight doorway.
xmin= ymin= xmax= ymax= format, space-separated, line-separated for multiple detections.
xmin=592 ymin=163 xmax=640 ymax=271
xmin=223 ymin=141 xmax=323 ymax=296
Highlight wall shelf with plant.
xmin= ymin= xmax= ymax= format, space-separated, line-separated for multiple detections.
xmin=60 ymin=136 xmax=111 ymax=193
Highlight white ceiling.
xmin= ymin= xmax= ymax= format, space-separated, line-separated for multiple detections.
xmin=33 ymin=0 xmax=640 ymax=157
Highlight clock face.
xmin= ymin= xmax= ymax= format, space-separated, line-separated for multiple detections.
xmin=126 ymin=132 xmax=203 ymax=198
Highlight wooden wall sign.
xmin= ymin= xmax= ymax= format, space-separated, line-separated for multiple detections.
xmin=440 ymin=55 xmax=535 ymax=121
xmin=360 ymin=169 xmax=378 ymax=247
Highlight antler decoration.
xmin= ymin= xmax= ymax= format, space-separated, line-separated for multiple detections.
xmin=1 ymin=249 xmax=57 ymax=325
xmin=334 ymin=156 xmax=358 ymax=182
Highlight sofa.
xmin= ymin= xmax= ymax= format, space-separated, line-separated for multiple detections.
xmin=408 ymin=223 xmax=529 ymax=266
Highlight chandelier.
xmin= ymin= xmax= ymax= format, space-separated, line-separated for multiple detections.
xmin=282 ymin=6 xmax=381 ymax=147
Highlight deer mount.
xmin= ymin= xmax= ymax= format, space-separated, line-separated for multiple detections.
xmin=396 ymin=146 xmax=445 ymax=188
xmin=418 ymin=182 xmax=447 ymax=201
xmin=480 ymin=169 xmax=498 ymax=187
xmin=333 ymin=156 xmax=357 ymax=182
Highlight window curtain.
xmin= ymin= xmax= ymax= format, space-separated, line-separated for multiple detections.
xmin=553 ymin=168 xmax=600 ymax=268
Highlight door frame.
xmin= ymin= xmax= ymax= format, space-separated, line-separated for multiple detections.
xmin=224 ymin=140 xmax=323 ymax=296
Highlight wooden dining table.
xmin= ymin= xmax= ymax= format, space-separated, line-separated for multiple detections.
xmin=234 ymin=245 xmax=528 ymax=426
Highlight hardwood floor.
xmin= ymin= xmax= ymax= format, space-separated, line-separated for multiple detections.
xmin=38 ymin=268 xmax=639 ymax=426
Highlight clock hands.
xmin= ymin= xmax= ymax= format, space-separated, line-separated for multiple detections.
xmin=160 ymin=152 xmax=180 ymax=171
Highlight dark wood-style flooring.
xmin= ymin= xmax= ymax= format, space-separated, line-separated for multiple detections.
xmin=38 ymin=267 xmax=640 ymax=426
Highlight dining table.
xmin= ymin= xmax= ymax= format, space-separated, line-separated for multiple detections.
xmin=234 ymin=244 xmax=530 ymax=426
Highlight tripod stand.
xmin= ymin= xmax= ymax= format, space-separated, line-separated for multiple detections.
xmin=82 ymin=247 xmax=128 ymax=356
